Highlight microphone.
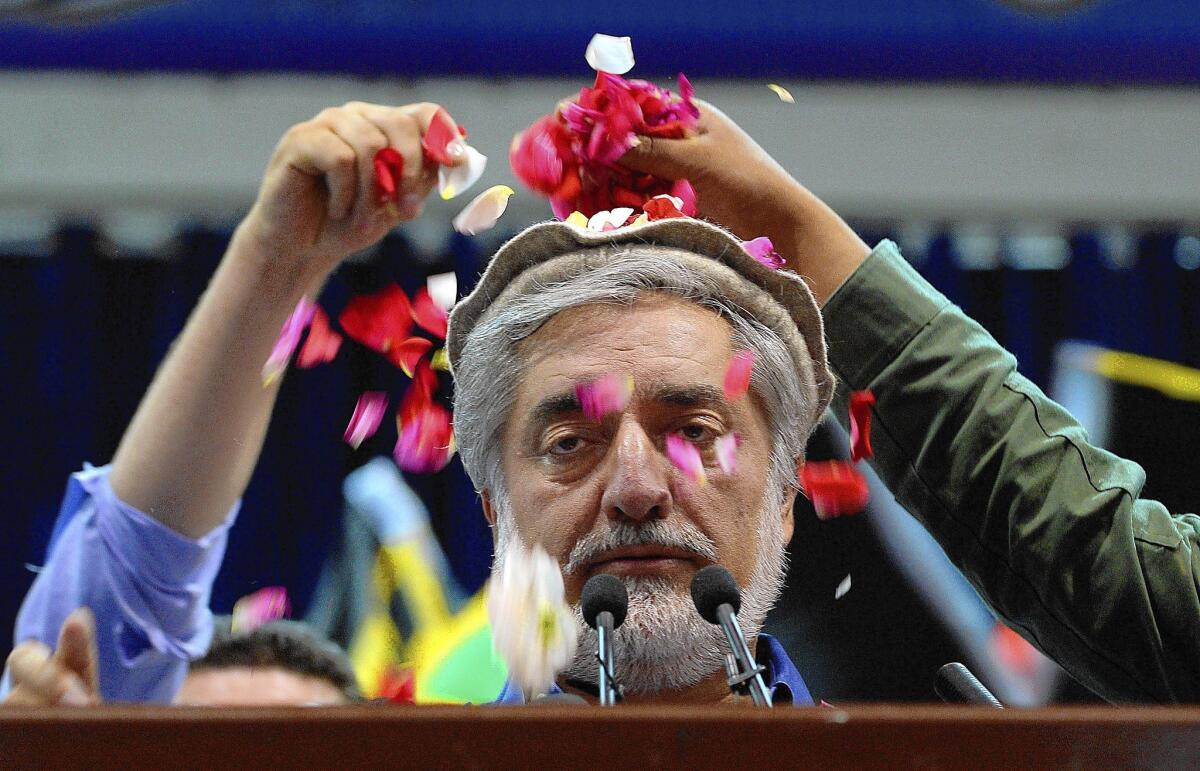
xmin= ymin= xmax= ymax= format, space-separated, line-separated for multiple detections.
xmin=935 ymin=662 xmax=1004 ymax=708
xmin=690 ymin=565 xmax=772 ymax=707
xmin=581 ymin=573 xmax=628 ymax=706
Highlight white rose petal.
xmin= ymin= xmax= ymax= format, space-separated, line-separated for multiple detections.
xmin=585 ymin=33 xmax=635 ymax=75
xmin=438 ymin=144 xmax=488 ymax=200
xmin=452 ymin=185 xmax=514 ymax=236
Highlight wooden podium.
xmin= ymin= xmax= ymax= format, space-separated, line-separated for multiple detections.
xmin=2 ymin=704 xmax=1199 ymax=769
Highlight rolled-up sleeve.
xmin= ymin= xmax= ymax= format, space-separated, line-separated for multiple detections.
xmin=3 ymin=464 xmax=239 ymax=703
xmin=823 ymin=240 xmax=1200 ymax=703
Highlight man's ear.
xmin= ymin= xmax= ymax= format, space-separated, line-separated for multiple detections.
xmin=481 ymin=489 xmax=497 ymax=527
xmin=779 ymin=485 xmax=797 ymax=546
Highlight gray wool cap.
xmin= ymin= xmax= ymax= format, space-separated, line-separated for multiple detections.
xmin=446 ymin=217 xmax=834 ymax=430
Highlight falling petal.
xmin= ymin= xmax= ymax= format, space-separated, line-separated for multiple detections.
xmin=421 ymin=109 xmax=460 ymax=166
xmin=438 ymin=144 xmax=488 ymax=200
xmin=344 ymin=391 xmax=389 ymax=449
xmin=388 ymin=336 xmax=434 ymax=376
xmin=575 ymin=373 xmax=634 ymax=422
xmin=671 ymin=179 xmax=698 ymax=216
xmin=373 ymin=147 xmax=404 ymax=207
xmin=487 ymin=543 xmax=578 ymax=698
xmin=723 ymin=350 xmax=755 ymax=401
xmin=231 ymin=587 xmax=291 ymax=635
xmin=800 ymin=461 xmax=869 ymax=520
xmin=834 ymin=574 xmax=852 ymax=600
xmin=376 ymin=667 xmax=416 ymax=704
xmin=666 ymin=433 xmax=706 ymax=485
xmin=767 ymin=83 xmax=796 ymax=104
xmin=715 ymin=433 xmax=742 ymax=474
xmin=394 ymin=400 xmax=455 ymax=474
xmin=849 ymin=389 xmax=876 ymax=462
xmin=338 ymin=284 xmax=414 ymax=355
xmin=410 ymin=287 xmax=449 ymax=340
xmin=398 ymin=359 xmax=438 ymax=427
xmin=742 ymin=237 xmax=786 ymax=270
xmin=430 ymin=347 xmax=450 ymax=371
xmin=586 ymin=207 xmax=635 ymax=232
xmin=296 ymin=306 xmax=342 ymax=369
xmin=426 ymin=271 xmax=458 ymax=312
xmin=452 ymin=184 xmax=514 ymax=235
xmin=262 ymin=297 xmax=317 ymax=386
xmin=565 ymin=211 xmax=589 ymax=228
xmin=584 ymin=33 xmax=635 ymax=75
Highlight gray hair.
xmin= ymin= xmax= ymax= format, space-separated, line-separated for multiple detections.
xmin=453 ymin=244 xmax=816 ymax=503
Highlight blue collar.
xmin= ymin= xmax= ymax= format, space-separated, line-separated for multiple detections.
xmin=493 ymin=633 xmax=812 ymax=706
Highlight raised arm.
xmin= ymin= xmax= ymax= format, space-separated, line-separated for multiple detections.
xmin=109 ymin=101 xmax=465 ymax=538
xmin=624 ymin=102 xmax=1200 ymax=702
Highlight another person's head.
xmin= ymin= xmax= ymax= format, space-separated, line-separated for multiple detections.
xmin=448 ymin=218 xmax=832 ymax=694
xmin=173 ymin=619 xmax=359 ymax=706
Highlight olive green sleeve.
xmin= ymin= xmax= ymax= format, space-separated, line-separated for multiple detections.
xmin=821 ymin=240 xmax=1200 ymax=703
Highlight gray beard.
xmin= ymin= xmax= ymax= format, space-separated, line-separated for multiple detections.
xmin=492 ymin=479 xmax=789 ymax=696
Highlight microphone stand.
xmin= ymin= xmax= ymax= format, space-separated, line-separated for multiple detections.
xmin=596 ymin=609 xmax=623 ymax=706
xmin=716 ymin=604 xmax=771 ymax=707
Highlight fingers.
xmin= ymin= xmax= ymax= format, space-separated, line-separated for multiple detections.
xmin=279 ymin=122 xmax=358 ymax=220
xmin=316 ymin=106 xmax=390 ymax=221
xmin=5 ymin=640 xmax=94 ymax=707
xmin=618 ymin=97 xmax=719 ymax=179
xmin=54 ymin=607 xmax=99 ymax=697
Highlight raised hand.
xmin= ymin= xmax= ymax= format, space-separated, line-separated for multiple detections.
xmin=3 ymin=608 xmax=100 ymax=707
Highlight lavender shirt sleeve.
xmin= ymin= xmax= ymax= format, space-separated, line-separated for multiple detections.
xmin=1 ymin=464 xmax=239 ymax=703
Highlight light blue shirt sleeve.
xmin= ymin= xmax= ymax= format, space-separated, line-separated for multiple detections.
xmin=1 ymin=464 xmax=239 ymax=703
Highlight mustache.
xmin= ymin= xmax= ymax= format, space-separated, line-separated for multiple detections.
xmin=563 ymin=520 xmax=719 ymax=576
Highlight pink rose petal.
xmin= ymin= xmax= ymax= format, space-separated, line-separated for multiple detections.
xmin=231 ymin=586 xmax=291 ymax=634
xmin=296 ymin=306 xmax=342 ymax=369
xmin=742 ymin=237 xmax=785 ymax=270
xmin=344 ymin=391 xmax=388 ymax=449
xmin=714 ymin=432 xmax=742 ymax=475
xmin=723 ymin=350 xmax=755 ymax=401
xmin=666 ymin=433 xmax=706 ymax=485
xmin=262 ymin=297 xmax=317 ymax=386
xmin=394 ymin=401 xmax=455 ymax=474
xmin=575 ymin=373 xmax=634 ymax=422
xmin=453 ymin=184 xmax=515 ymax=236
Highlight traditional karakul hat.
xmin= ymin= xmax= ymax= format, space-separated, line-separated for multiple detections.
xmin=446 ymin=217 xmax=834 ymax=429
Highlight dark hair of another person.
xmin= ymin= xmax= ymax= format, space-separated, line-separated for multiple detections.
xmin=192 ymin=618 xmax=361 ymax=702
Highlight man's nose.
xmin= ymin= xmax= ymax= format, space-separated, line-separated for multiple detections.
xmin=600 ymin=419 xmax=672 ymax=523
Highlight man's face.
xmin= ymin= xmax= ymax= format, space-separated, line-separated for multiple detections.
xmin=173 ymin=667 xmax=347 ymax=706
xmin=489 ymin=292 xmax=795 ymax=607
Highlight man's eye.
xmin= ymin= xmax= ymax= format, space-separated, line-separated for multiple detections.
xmin=549 ymin=436 xmax=584 ymax=455
xmin=680 ymin=424 xmax=713 ymax=442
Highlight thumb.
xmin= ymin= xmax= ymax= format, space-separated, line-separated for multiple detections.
xmin=54 ymin=607 xmax=100 ymax=699
xmin=618 ymin=134 xmax=700 ymax=181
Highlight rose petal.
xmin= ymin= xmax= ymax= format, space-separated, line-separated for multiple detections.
xmin=584 ymin=33 xmax=635 ymax=75
xmin=338 ymin=284 xmax=414 ymax=354
xmin=715 ymin=432 xmax=742 ymax=475
xmin=398 ymin=359 xmax=438 ymax=426
xmin=723 ymin=350 xmax=755 ymax=401
xmin=586 ymin=207 xmax=635 ymax=232
xmin=438 ymin=144 xmax=488 ymax=200
xmin=388 ymin=336 xmax=434 ymax=376
xmin=452 ymin=184 xmax=514 ymax=235
xmin=742 ymin=237 xmax=786 ymax=270
xmin=410 ymin=287 xmax=449 ymax=340
xmin=262 ymin=297 xmax=317 ymax=386
xmin=429 ymin=347 xmax=450 ymax=371
xmin=799 ymin=461 xmax=869 ymax=519
xmin=767 ymin=83 xmax=796 ymax=104
xmin=834 ymin=574 xmax=852 ymax=600
xmin=344 ymin=391 xmax=388 ymax=449
xmin=373 ymin=147 xmax=404 ymax=208
xmin=643 ymin=194 xmax=685 ymax=220
xmin=296 ymin=306 xmax=342 ymax=369
xmin=849 ymin=389 xmax=876 ymax=462
xmin=421 ymin=109 xmax=460 ymax=166
xmin=231 ymin=587 xmax=291 ymax=635
xmin=671 ymin=179 xmax=698 ymax=216
xmin=394 ymin=400 xmax=455 ymax=474
xmin=575 ymin=373 xmax=634 ymax=422
xmin=377 ymin=667 xmax=416 ymax=705
xmin=565 ymin=211 xmax=589 ymax=228
xmin=666 ymin=433 xmax=706 ymax=485
xmin=426 ymin=272 xmax=458 ymax=312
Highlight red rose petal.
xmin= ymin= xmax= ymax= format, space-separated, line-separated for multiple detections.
xmin=799 ymin=461 xmax=869 ymax=520
xmin=338 ymin=284 xmax=414 ymax=355
xmin=849 ymin=389 xmax=876 ymax=462
xmin=373 ymin=147 xmax=404 ymax=206
xmin=421 ymin=109 xmax=459 ymax=166
xmin=377 ymin=666 xmax=416 ymax=705
xmin=296 ymin=306 xmax=342 ymax=368
xmin=388 ymin=336 xmax=434 ymax=377
xmin=410 ymin=286 xmax=449 ymax=340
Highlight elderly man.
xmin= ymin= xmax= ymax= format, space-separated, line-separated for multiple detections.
xmin=448 ymin=217 xmax=832 ymax=703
